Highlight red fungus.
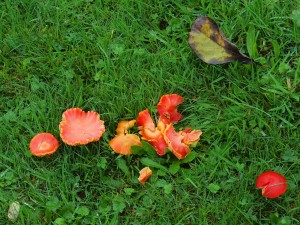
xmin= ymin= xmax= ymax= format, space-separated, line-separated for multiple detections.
xmin=157 ymin=94 xmax=184 ymax=124
xmin=137 ymin=109 xmax=168 ymax=155
xmin=164 ymin=124 xmax=190 ymax=159
xmin=179 ymin=128 xmax=202 ymax=146
xmin=30 ymin=133 xmax=59 ymax=156
xmin=59 ymin=108 xmax=105 ymax=146
xmin=138 ymin=167 xmax=152 ymax=184
xmin=256 ymin=171 xmax=287 ymax=199
xmin=115 ymin=120 xmax=136 ymax=135
xmin=109 ymin=134 xmax=141 ymax=155
xmin=109 ymin=120 xmax=142 ymax=155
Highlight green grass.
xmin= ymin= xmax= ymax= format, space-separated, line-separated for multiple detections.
xmin=1 ymin=0 xmax=299 ymax=224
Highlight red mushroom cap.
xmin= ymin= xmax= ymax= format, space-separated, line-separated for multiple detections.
xmin=115 ymin=120 xmax=136 ymax=135
xmin=179 ymin=128 xmax=202 ymax=145
xmin=109 ymin=120 xmax=141 ymax=155
xmin=137 ymin=109 xmax=168 ymax=155
xmin=157 ymin=94 xmax=184 ymax=124
xmin=256 ymin=171 xmax=287 ymax=199
xmin=138 ymin=167 xmax=152 ymax=184
xmin=59 ymin=108 xmax=105 ymax=146
xmin=109 ymin=133 xmax=142 ymax=155
xmin=137 ymin=109 xmax=161 ymax=140
xmin=147 ymin=137 xmax=169 ymax=156
xmin=30 ymin=133 xmax=59 ymax=156
xmin=164 ymin=124 xmax=190 ymax=159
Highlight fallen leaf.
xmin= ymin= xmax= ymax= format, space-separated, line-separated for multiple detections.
xmin=188 ymin=16 xmax=252 ymax=64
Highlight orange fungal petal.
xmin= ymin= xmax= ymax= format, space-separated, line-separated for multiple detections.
xmin=180 ymin=129 xmax=202 ymax=145
xmin=138 ymin=167 xmax=152 ymax=184
xmin=109 ymin=134 xmax=141 ymax=155
xmin=30 ymin=133 xmax=59 ymax=156
xmin=116 ymin=120 xmax=136 ymax=135
xmin=148 ymin=137 xmax=169 ymax=156
xmin=164 ymin=124 xmax=190 ymax=159
xmin=59 ymin=108 xmax=105 ymax=146
xmin=157 ymin=94 xmax=184 ymax=124
xmin=137 ymin=109 xmax=161 ymax=140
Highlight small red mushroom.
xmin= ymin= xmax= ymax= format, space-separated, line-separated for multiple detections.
xmin=30 ymin=133 xmax=59 ymax=156
xmin=138 ymin=167 xmax=152 ymax=184
xmin=157 ymin=94 xmax=184 ymax=124
xmin=136 ymin=109 xmax=168 ymax=155
xmin=109 ymin=120 xmax=142 ymax=155
xmin=256 ymin=171 xmax=287 ymax=199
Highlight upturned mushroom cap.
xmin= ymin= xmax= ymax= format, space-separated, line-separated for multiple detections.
xmin=109 ymin=133 xmax=142 ymax=155
xmin=137 ymin=109 xmax=168 ymax=155
xmin=109 ymin=120 xmax=141 ymax=155
xmin=164 ymin=124 xmax=190 ymax=159
xmin=115 ymin=120 xmax=136 ymax=135
xmin=179 ymin=128 xmax=202 ymax=145
xmin=138 ymin=167 xmax=152 ymax=184
xmin=59 ymin=108 xmax=105 ymax=146
xmin=157 ymin=94 xmax=184 ymax=124
xmin=137 ymin=109 xmax=161 ymax=140
xmin=256 ymin=171 xmax=287 ymax=199
xmin=30 ymin=133 xmax=59 ymax=156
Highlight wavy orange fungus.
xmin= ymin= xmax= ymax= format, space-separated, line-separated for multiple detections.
xmin=157 ymin=94 xmax=184 ymax=124
xmin=30 ymin=133 xmax=59 ymax=156
xmin=138 ymin=167 xmax=152 ymax=184
xmin=179 ymin=128 xmax=203 ymax=145
xmin=164 ymin=124 xmax=190 ymax=159
xmin=59 ymin=108 xmax=105 ymax=146
xmin=137 ymin=109 xmax=168 ymax=155
xmin=109 ymin=120 xmax=142 ymax=155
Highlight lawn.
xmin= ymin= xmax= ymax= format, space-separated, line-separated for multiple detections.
xmin=1 ymin=0 xmax=299 ymax=224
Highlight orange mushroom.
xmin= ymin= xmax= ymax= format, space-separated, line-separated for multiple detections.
xmin=30 ymin=133 xmax=59 ymax=156
xmin=179 ymin=128 xmax=202 ymax=146
xmin=164 ymin=124 xmax=190 ymax=159
xmin=136 ymin=109 xmax=161 ymax=140
xmin=109 ymin=120 xmax=142 ymax=155
xmin=157 ymin=94 xmax=184 ymax=124
xmin=109 ymin=134 xmax=141 ymax=155
xmin=138 ymin=167 xmax=152 ymax=184
xmin=59 ymin=108 xmax=105 ymax=146
xmin=115 ymin=120 xmax=136 ymax=135
xmin=137 ymin=109 xmax=168 ymax=155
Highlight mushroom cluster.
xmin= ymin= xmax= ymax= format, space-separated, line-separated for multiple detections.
xmin=29 ymin=108 xmax=105 ymax=157
xmin=110 ymin=94 xmax=202 ymax=159
xmin=109 ymin=94 xmax=202 ymax=184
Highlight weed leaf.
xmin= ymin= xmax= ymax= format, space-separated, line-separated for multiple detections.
xmin=142 ymin=141 xmax=157 ymax=156
xmin=208 ymin=183 xmax=221 ymax=193
xmin=169 ymin=161 xmax=181 ymax=175
xmin=116 ymin=158 xmax=130 ymax=177
xmin=131 ymin=141 xmax=156 ymax=156
xmin=140 ymin=158 xmax=168 ymax=172
xmin=189 ymin=16 xmax=252 ymax=64
xmin=180 ymin=151 xmax=198 ymax=164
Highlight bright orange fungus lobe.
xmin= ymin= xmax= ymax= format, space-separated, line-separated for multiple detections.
xmin=30 ymin=133 xmax=59 ymax=156
xmin=136 ymin=109 xmax=168 ymax=155
xmin=59 ymin=108 xmax=105 ymax=146
xmin=179 ymin=128 xmax=202 ymax=145
xmin=116 ymin=120 xmax=136 ymax=135
xmin=138 ymin=167 xmax=152 ymax=184
xmin=157 ymin=94 xmax=184 ymax=124
xmin=256 ymin=171 xmax=287 ymax=199
xmin=164 ymin=124 xmax=190 ymax=159
xmin=109 ymin=120 xmax=142 ymax=155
